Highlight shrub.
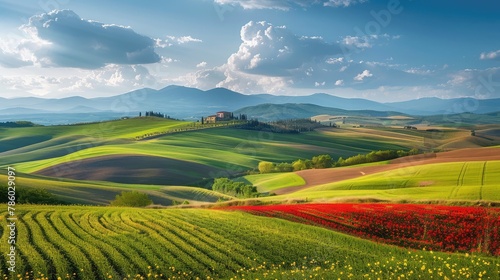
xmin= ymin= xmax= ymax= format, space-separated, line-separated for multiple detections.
xmin=212 ymin=178 xmax=259 ymax=198
xmin=110 ymin=191 xmax=153 ymax=207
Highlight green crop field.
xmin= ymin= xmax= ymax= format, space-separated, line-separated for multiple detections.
xmin=0 ymin=206 xmax=498 ymax=279
xmin=251 ymin=160 xmax=500 ymax=203
xmin=0 ymin=171 xmax=233 ymax=205
xmin=234 ymin=173 xmax=305 ymax=192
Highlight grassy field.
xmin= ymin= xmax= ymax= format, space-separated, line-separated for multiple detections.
xmin=1 ymin=118 xmax=427 ymax=187
xmin=234 ymin=173 xmax=306 ymax=192
xmin=250 ymin=160 xmax=500 ymax=203
xmin=0 ymin=205 xmax=497 ymax=279
xmin=0 ymin=171 xmax=232 ymax=205
xmin=0 ymin=117 xmax=191 ymax=166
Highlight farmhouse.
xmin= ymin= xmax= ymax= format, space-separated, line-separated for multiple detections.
xmin=216 ymin=111 xmax=232 ymax=120
xmin=204 ymin=111 xmax=235 ymax=123
xmin=205 ymin=115 xmax=217 ymax=123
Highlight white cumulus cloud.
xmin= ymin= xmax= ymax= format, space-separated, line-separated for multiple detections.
xmin=324 ymin=0 xmax=368 ymax=7
xmin=326 ymin=57 xmax=344 ymax=64
xmin=19 ymin=10 xmax=160 ymax=68
xmin=354 ymin=69 xmax=373 ymax=81
xmin=213 ymin=0 xmax=367 ymax=10
xmin=196 ymin=61 xmax=208 ymax=68
xmin=480 ymin=50 xmax=500 ymax=60
xmin=226 ymin=21 xmax=342 ymax=76
xmin=156 ymin=35 xmax=203 ymax=48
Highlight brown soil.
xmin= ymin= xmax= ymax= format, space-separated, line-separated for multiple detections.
xmin=276 ymin=147 xmax=500 ymax=195
xmin=35 ymin=154 xmax=223 ymax=186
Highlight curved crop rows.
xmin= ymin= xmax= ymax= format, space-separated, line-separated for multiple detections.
xmin=0 ymin=206 xmax=499 ymax=279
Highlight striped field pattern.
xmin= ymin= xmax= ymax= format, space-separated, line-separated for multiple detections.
xmin=1 ymin=205 xmax=499 ymax=279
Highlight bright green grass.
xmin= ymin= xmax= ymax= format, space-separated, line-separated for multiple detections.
xmin=0 ymin=117 xmax=189 ymax=139
xmin=4 ymin=125 xmax=417 ymax=174
xmin=0 ymin=117 xmax=192 ymax=165
xmin=235 ymin=173 xmax=305 ymax=192
xmin=0 ymin=171 xmax=232 ymax=205
xmin=258 ymin=160 xmax=500 ymax=203
xmin=306 ymin=161 xmax=499 ymax=191
xmin=0 ymin=206 xmax=497 ymax=279
xmin=11 ymin=142 xmax=256 ymax=173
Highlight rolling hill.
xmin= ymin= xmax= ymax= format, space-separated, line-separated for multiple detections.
xmin=1 ymin=116 xmax=499 ymax=205
xmin=237 ymin=146 xmax=500 ymax=204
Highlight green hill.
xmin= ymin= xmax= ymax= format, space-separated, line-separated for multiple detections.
xmin=1 ymin=118 xmax=423 ymax=188
xmin=0 ymin=171 xmax=233 ymax=205
xmin=2 ymin=117 xmax=499 ymax=205
xmin=251 ymin=159 xmax=500 ymax=203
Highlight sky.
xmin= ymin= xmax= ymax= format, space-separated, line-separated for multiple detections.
xmin=0 ymin=0 xmax=499 ymax=102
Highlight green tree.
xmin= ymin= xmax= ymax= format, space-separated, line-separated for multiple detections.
xmin=344 ymin=154 xmax=367 ymax=166
xmin=397 ymin=150 xmax=409 ymax=157
xmin=335 ymin=157 xmax=345 ymax=167
xmin=292 ymin=159 xmax=308 ymax=171
xmin=110 ymin=191 xmax=153 ymax=207
xmin=276 ymin=162 xmax=293 ymax=172
xmin=311 ymin=154 xmax=333 ymax=169
xmin=211 ymin=178 xmax=258 ymax=198
xmin=409 ymin=148 xmax=420 ymax=155
xmin=258 ymin=161 xmax=275 ymax=173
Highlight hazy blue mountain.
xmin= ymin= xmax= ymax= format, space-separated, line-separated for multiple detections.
xmin=261 ymin=93 xmax=395 ymax=112
xmin=235 ymin=103 xmax=407 ymax=121
xmin=386 ymin=97 xmax=500 ymax=115
xmin=62 ymin=106 xmax=105 ymax=113
xmin=0 ymin=107 xmax=52 ymax=115
xmin=1 ymin=86 xmax=500 ymax=125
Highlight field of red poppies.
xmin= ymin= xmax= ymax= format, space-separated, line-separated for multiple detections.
xmin=225 ymin=203 xmax=500 ymax=256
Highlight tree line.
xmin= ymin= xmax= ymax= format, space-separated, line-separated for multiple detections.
xmin=140 ymin=111 xmax=175 ymax=119
xmin=258 ymin=148 xmax=421 ymax=173
xmin=236 ymin=119 xmax=324 ymax=134
xmin=211 ymin=178 xmax=259 ymax=198
xmin=0 ymin=121 xmax=38 ymax=128
xmin=0 ymin=186 xmax=65 ymax=204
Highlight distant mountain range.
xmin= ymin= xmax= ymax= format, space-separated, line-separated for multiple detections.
xmin=234 ymin=103 xmax=408 ymax=121
xmin=1 ymin=85 xmax=499 ymax=124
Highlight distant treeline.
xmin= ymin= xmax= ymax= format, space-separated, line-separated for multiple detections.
xmin=236 ymin=119 xmax=325 ymax=134
xmin=258 ymin=148 xmax=421 ymax=173
xmin=140 ymin=111 xmax=176 ymax=119
xmin=0 ymin=121 xmax=38 ymax=128
xmin=0 ymin=186 xmax=65 ymax=204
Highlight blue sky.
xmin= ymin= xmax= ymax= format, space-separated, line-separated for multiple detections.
xmin=0 ymin=0 xmax=499 ymax=102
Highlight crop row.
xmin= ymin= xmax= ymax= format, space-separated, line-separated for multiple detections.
xmin=226 ymin=203 xmax=500 ymax=255
xmin=1 ymin=206 xmax=499 ymax=279
xmin=1 ymin=208 xmax=257 ymax=279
